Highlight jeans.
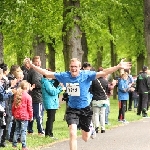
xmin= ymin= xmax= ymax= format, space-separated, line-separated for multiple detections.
xmin=28 ymin=103 xmax=44 ymax=133
xmin=13 ymin=120 xmax=28 ymax=148
xmin=92 ymin=106 xmax=106 ymax=130
xmin=105 ymin=105 xmax=110 ymax=124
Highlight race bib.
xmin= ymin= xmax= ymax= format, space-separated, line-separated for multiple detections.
xmin=66 ymin=83 xmax=80 ymax=96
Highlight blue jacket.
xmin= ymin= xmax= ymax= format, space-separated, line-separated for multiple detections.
xmin=41 ymin=78 xmax=62 ymax=110
xmin=118 ymin=79 xmax=129 ymax=101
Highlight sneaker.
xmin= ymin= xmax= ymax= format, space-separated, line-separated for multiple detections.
xmin=28 ymin=131 xmax=33 ymax=135
xmin=38 ymin=133 xmax=45 ymax=136
xmin=17 ymin=137 xmax=21 ymax=143
xmin=38 ymin=130 xmax=45 ymax=136
xmin=95 ymin=127 xmax=99 ymax=133
xmin=118 ymin=119 xmax=123 ymax=123
xmin=0 ymin=142 xmax=6 ymax=147
xmin=9 ymin=138 xmax=13 ymax=142
xmin=90 ymin=129 xmax=96 ymax=139
xmin=101 ymin=130 xmax=105 ymax=133
xmin=45 ymin=134 xmax=58 ymax=140
xmin=122 ymin=119 xmax=129 ymax=124
xmin=90 ymin=123 xmax=96 ymax=139
xmin=142 ymin=113 xmax=148 ymax=117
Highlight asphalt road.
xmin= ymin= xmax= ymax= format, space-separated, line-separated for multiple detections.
xmin=41 ymin=118 xmax=150 ymax=150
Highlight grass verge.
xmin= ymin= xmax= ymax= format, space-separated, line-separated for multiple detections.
xmin=3 ymin=98 xmax=143 ymax=150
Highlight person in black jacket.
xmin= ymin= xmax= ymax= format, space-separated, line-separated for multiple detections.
xmin=21 ymin=59 xmax=30 ymax=80
xmin=27 ymin=56 xmax=44 ymax=135
xmin=90 ymin=67 xmax=109 ymax=133
xmin=136 ymin=66 xmax=150 ymax=117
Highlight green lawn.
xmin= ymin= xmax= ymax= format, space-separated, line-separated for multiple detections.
xmin=3 ymin=98 xmax=143 ymax=150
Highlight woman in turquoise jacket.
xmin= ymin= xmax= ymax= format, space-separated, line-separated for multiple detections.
xmin=41 ymin=76 xmax=62 ymax=138
xmin=118 ymin=72 xmax=130 ymax=123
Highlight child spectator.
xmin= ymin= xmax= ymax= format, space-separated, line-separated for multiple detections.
xmin=118 ymin=72 xmax=130 ymax=123
xmin=9 ymin=70 xmax=24 ymax=142
xmin=12 ymin=80 xmax=33 ymax=150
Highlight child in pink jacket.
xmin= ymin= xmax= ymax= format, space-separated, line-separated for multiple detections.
xmin=12 ymin=80 xmax=33 ymax=150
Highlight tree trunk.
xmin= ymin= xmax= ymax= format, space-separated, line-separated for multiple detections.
xmin=47 ymin=39 xmax=56 ymax=71
xmin=33 ymin=36 xmax=46 ymax=68
xmin=108 ymin=16 xmax=118 ymax=99
xmin=62 ymin=0 xmax=83 ymax=71
xmin=96 ymin=46 xmax=103 ymax=70
xmin=0 ymin=32 xmax=4 ymax=64
xmin=144 ymin=0 xmax=150 ymax=67
xmin=81 ymin=32 xmax=88 ymax=63
xmin=137 ymin=53 xmax=145 ymax=73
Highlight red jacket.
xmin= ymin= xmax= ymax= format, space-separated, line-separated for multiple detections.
xmin=12 ymin=91 xmax=33 ymax=120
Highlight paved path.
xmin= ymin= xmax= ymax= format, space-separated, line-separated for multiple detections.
xmin=41 ymin=118 xmax=150 ymax=150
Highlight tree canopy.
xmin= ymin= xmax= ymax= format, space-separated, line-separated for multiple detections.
xmin=0 ymin=0 xmax=147 ymax=74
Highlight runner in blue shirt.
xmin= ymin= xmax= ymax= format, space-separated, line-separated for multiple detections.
xmin=25 ymin=58 xmax=131 ymax=150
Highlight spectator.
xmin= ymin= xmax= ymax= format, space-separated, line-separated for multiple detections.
xmin=21 ymin=59 xmax=30 ymax=80
xmin=118 ymin=72 xmax=130 ymax=123
xmin=81 ymin=62 xmax=91 ymax=70
xmin=12 ymin=80 xmax=33 ymax=150
xmin=0 ymin=68 xmax=14 ymax=147
xmin=27 ymin=56 xmax=44 ymax=135
xmin=124 ymin=69 xmax=134 ymax=111
xmin=136 ymin=66 xmax=150 ymax=117
xmin=41 ymin=75 xmax=62 ymax=139
xmin=9 ymin=70 xmax=25 ymax=142
xmin=90 ymin=67 xmax=109 ymax=133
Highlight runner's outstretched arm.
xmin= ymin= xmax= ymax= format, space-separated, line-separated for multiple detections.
xmin=96 ymin=58 xmax=132 ymax=78
xmin=25 ymin=58 xmax=56 ymax=79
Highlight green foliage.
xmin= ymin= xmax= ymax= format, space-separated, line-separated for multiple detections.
xmin=0 ymin=0 xmax=146 ymax=72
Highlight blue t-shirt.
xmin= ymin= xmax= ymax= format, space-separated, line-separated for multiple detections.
xmin=54 ymin=70 xmax=96 ymax=109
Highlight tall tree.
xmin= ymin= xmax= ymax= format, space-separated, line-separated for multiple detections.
xmin=0 ymin=1 xmax=4 ymax=64
xmin=0 ymin=31 xmax=4 ymax=64
xmin=47 ymin=38 xmax=56 ymax=71
xmin=144 ymin=0 xmax=150 ymax=67
xmin=62 ymin=0 xmax=84 ymax=70
xmin=32 ymin=36 xmax=46 ymax=68
xmin=81 ymin=33 xmax=88 ymax=63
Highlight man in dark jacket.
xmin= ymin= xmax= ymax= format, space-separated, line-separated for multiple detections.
xmin=136 ymin=66 xmax=150 ymax=117
xmin=27 ymin=56 xmax=44 ymax=134
xmin=21 ymin=59 xmax=30 ymax=80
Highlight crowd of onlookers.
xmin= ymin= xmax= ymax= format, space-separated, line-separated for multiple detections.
xmin=0 ymin=56 xmax=149 ymax=150
xmin=0 ymin=56 xmax=62 ymax=150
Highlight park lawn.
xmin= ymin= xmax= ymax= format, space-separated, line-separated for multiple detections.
xmin=4 ymin=98 xmax=143 ymax=150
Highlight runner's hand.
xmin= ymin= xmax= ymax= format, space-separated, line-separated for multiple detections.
xmin=118 ymin=58 xmax=132 ymax=69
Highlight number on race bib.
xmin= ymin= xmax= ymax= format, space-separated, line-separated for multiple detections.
xmin=66 ymin=83 xmax=80 ymax=96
